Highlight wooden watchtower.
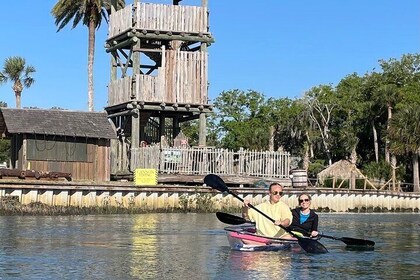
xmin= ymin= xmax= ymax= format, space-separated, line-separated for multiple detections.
xmin=106 ymin=0 xmax=214 ymax=176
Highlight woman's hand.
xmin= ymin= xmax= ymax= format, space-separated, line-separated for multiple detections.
xmin=310 ymin=230 xmax=319 ymax=237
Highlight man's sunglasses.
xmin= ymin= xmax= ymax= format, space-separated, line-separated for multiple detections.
xmin=271 ymin=191 xmax=283 ymax=196
xmin=299 ymin=199 xmax=310 ymax=203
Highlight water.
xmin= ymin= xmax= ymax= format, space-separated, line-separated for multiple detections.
xmin=0 ymin=213 xmax=418 ymax=280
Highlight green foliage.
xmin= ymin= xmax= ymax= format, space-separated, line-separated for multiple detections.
xmin=51 ymin=0 xmax=125 ymax=31
xmin=213 ymin=89 xmax=271 ymax=150
xmin=0 ymin=139 xmax=10 ymax=164
xmin=178 ymin=192 xmax=215 ymax=213
xmin=0 ymin=56 xmax=36 ymax=108
xmin=194 ymin=193 xmax=214 ymax=212
xmin=181 ymin=118 xmax=220 ymax=147
xmin=205 ymin=53 xmax=420 ymax=186
xmin=362 ymin=161 xmax=392 ymax=181
xmin=388 ymin=104 xmax=420 ymax=155
xmin=270 ymin=98 xmax=307 ymax=155
xmin=308 ymin=160 xmax=326 ymax=178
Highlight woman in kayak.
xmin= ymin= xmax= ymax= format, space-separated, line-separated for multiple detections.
xmin=289 ymin=193 xmax=319 ymax=238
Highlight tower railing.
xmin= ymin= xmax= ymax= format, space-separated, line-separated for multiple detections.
xmin=109 ymin=3 xmax=209 ymax=39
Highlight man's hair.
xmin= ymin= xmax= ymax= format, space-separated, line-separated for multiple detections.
xmin=269 ymin=182 xmax=282 ymax=192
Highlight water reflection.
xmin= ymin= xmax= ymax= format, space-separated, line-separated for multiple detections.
xmin=0 ymin=213 xmax=419 ymax=279
xmin=130 ymin=215 xmax=158 ymax=278
xmin=227 ymin=251 xmax=293 ymax=279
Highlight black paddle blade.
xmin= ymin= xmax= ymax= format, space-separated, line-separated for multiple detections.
xmin=216 ymin=212 xmax=249 ymax=225
xmin=298 ymin=238 xmax=329 ymax=254
xmin=340 ymin=237 xmax=375 ymax=247
xmin=319 ymin=233 xmax=375 ymax=247
xmin=204 ymin=174 xmax=228 ymax=192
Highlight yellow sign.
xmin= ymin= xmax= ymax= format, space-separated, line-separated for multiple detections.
xmin=134 ymin=169 xmax=157 ymax=186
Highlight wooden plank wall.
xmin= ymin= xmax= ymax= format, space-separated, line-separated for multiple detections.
xmin=108 ymin=4 xmax=133 ymax=38
xmin=136 ymin=73 xmax=160 ymax=102
xmin=130 ymin=50 xmax=207 ymax=104
xmin=172 ymin=51 xmax=207 ymax=104
xmin=108 ymin=76 xmax=132 ymax=107
xmin=132 ymin=144 xmax=160 ymax=169
xmin=28 ymin=141 xmax=111 ymax=182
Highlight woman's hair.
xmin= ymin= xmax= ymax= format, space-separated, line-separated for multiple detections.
xmin=298 ymin=193 xmax=311 ymax=201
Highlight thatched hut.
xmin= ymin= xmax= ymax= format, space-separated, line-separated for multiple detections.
xmin=317 ymin=159 xmax=363 ymax=188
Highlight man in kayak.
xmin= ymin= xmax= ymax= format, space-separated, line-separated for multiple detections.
xmin=242 ymin=183 xmax=293 ymax=240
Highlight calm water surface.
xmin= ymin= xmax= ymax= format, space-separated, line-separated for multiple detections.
xmin=0 ymin=213 xmax=419 ymax=280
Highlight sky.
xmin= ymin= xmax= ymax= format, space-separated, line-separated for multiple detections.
xmin=0 ymin=0 xmax=419 ymax=112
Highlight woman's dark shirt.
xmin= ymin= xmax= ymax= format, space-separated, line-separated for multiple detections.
xmin=289 ymin=208 xmax=318 ymax=236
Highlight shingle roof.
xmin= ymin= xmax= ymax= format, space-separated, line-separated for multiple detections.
xmin=0 ymin=108 xmax=117 ymax=139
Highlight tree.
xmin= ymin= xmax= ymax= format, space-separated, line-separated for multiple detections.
xmin=181 ymin=118 xmax=219 ymax=147
xmin=302 ymin=85 xmax=337 ymax=166
xmin=388 ymin=105 xmax=420 ymax=192
xmin=51 ymin=0 xmax=125 ymax=112
xmin=0 ymin=56 xmax=35 ymax=109
xmin=213 ymin=89 xmax=271 ymax=150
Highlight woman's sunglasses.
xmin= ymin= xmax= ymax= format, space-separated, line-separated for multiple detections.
xmin=271 ymin=191 xmax=283 ymax=196
xmin=299 ymin=198 xmax=310 ymax=203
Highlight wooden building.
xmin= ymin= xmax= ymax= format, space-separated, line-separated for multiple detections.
xmin=0 ymin=108 xmax=117 ymax=182
xmin=106 ymin=0 xmax=214 ymax=177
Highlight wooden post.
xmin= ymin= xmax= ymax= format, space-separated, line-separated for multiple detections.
xmin=173 ymin=116 xmax=180 ymax=139
xmin=391 ymin=155 xmax=396 ymax=192
xmin=269 ymin=126 xmax=274 ymax=151
xmin=130 ymin=109 xmax=140 ymax=171
xmin=350 ymin=170 xmax=356 ymax=190
xmin=199 ymin=0 xmax=208 ymax=148
xmin=159 ymin=115 xmax=165 ymax=143
xmin=198 ymin=112 xmax=206 ymax=146
xmin=121 ymin=134 xmax=127 ymax=172
xmin=22 ymin=135 xmax=27 ymax=171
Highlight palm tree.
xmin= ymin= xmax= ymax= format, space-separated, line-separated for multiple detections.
xmin=51 ymin=0 xmax=125 ymax=112
xmin=0 ymin=56 xmax=36 ymax=109
xmin=388 ymin=105 xmax=420 ymax=192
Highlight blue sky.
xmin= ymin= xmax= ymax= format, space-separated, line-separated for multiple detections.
xmin=1 ymin=0 xmax=419 ymax=111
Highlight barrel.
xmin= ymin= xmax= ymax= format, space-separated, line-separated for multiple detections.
xmin=291 ymin=169 xmax=308 ymax=188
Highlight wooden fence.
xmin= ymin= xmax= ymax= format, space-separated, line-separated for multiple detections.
xmin=131 ymin=147 xmax=290 ymax=178
xmin=109 ymin=3 xmax=209 ymax=38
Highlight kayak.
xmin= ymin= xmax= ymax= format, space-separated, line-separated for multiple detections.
xmin=224 ymin=224 xmax=299 ymax=252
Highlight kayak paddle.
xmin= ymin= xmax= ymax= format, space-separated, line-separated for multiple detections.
xmin=216 ymin=211 xmax=252 ymax=225
xmin=317 ymin=233 xmax=375 ymax=247
xmin=217 ymin=211 xmax=375 ymax=247
xmin=204 ymin=174 xmax=328 ymax=254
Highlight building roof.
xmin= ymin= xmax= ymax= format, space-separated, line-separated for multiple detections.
xmin=317 ymin=159 xmax=362 ymax=184
xmin=0 ymin=108 xmax=117 ymax=139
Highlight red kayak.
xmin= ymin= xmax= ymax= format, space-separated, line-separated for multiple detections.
xmin=224 ymin=224 xmax=299 ymax=252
